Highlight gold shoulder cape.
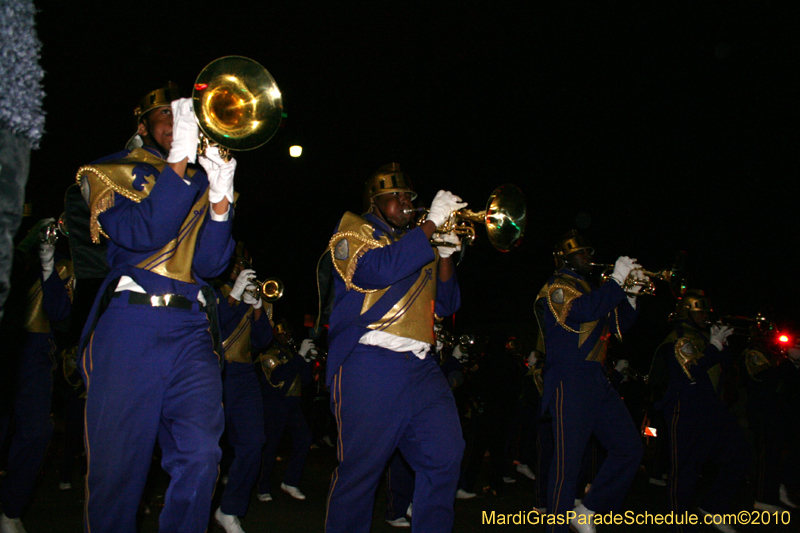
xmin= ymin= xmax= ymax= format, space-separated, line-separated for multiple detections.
xmin=75 ymin=148 xmax=205 ymax=283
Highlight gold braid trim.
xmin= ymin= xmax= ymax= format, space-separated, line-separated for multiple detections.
xmin=545 ymin=282 xmax=594 ymax=335
xmin=76 ymin=164 xmax=145 ymax=244
xmin=328 ymin=230 xmax=385 ymax=294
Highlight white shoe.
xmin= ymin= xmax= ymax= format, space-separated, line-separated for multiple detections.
xmin=281 ymin=482 xmax=306 ymax=500
xmin=407 ymin=503 xmax=412 ymax=517
xmin=220 ymin=474 xmax=229 ymax=485
xmin=503 ymin=476 xmax=516 ymax=484
xmin=386 ymin=517 xmax=411 ymax=528
xmin=697 ymin=508 xmax=737 ymax=533
xmin=648 ymin=477 xmax=666 ymax=486
xmin=754 ymin=501 xmax=784 ymax=512
xmin=780 ymin=484 xmax=798 ymax=509
xmin=214 ymin=507 xmax=245 ymax=533
xmin=516 ymin=463 xmax=536 ymax=480
xmin=455 ymin=489 xmax=476 ymax=499
xmin=0 ymin=514 xmax=27 ymax=533
xmin=59 ymin=481 xmax=72 ymax=490
xmin=569 ymin=503 xmax=596 ymax=533
xmin=256 ymin=492 xmax=272 ymax=502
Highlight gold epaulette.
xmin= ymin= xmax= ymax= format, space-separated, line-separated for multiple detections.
xmin=538 ymin=274 xmax=596 ymax=335
xmin=665 ymin=326 xmax=707 ymax=381
xmin=328 ymin=212 xmax=392 ymax=293
xmin=744 ymin=348 xmax=771 ymax=380
xmin=259 ymin=346 xmax=285 ymax=388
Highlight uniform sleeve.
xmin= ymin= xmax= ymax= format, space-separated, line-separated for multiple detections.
xmin=435 ymin=273 xmax=460 ymax=318
xmin=215 ymin=288 xmax=249 ymax=340
xmin=616 ymin=297 xmax=640 ymax=334
xmin=41 ymin=268 xmax=71 ymax=323
xmin=350 ymin=227 xmax=435 ymax=290
xmin=193 ymin=214 xmax=235 ymax=279
xmin=250 ymin=313 xmax=274 ymax=352
xmin=98 ymin=165 xmax=200 ymax=251
xmin=567 ymin=280 xmax=627 ymax=323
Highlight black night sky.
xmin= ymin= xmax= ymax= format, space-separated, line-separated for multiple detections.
xmin=25 ymin=1 xmax=799 ymax=367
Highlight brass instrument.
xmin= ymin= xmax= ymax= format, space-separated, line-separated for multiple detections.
xmin=589 ymin=263 xmax=676 ymax=296
xmin=412 ymin=184 xmax=526 ymax=252
xmin=717 ymin=313 xmax=775 ymax=339
xmin=244 ymin=277 xmax=284 ymax=302
xmin=39 ymin=212 xmax=69 ymax=244
xmin=192 ymin=56 xmax=283 ymax=160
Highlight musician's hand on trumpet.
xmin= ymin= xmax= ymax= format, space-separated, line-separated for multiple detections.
xmin=230 ymin=268 xmax=256 ymax=302
xmin=709 ymin=324 xmax=734 ymax=351
xmin=436 ymin=231 xmax=462 ymax=259
xmin=199 ymin=145 xmax=236 ymax=206
xmin=167 ymin=98 xmax=200 ymax=166
xmin=425 ymin=190 xmax=468 ymax=231
xmin=608 ymin=256 xmax=641 ymax=286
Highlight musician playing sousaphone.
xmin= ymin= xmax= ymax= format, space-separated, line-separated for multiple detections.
xmin=75 ymin=82 xmax=237 ymax=533
xmin=322 ymin=162 xmax=466 ymax=533
xmin=533 ymin=230 xmax=643 ymax=533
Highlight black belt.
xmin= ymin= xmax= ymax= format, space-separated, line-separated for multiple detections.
xmin=115 ymin=291 xmax=202 ymax=311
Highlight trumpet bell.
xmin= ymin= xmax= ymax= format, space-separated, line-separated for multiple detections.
xmin=485 ymin=184 xmax=526 ymax=252
xmin=257 ymin=278 xmax=284 ymax=303
xmin=192 ymin=56 xmax=283 ymax=152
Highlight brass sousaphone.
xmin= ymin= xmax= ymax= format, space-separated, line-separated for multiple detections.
xmin=192 ymin=56 xmax=283 ymax=159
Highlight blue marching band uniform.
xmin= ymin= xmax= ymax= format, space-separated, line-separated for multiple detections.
xmin=323 ymin=206 xmax=464 ymax=533
xmin=256 ymin=323 xmax=314 ymax=500
xmin=534 ymin=254 xmax=642 ymax=532
xmin=76 ymin=143 xmax=234 ymax=532
xmin=653 ymin=298 xmax=750 ymax=533
xmin=1 ymin=250 xmax=72 ymax=522
xmin=215 ymin=281 xmax=273 ymax=518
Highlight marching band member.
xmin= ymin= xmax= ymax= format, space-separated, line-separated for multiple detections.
xmin=257 ymin=319 xmax=315 ymax=502
xmin=0 ymin=220 xmax=72 ymax=533
xmin=533 ymin=230 xmax=643 ymax=533
xmin=76 ymin=84 xmax=236 ymax=533
xmin=653 ymin=290 xmax=749 ymax=533
xmin=213 ymin=245 xmax=273 ymax=533
xmin=323 ymin=163 xmax=465 ymax=533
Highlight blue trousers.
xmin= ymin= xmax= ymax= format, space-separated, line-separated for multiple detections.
xmin=547 ymin=368 xmax=643 ymax=533
xmin=386 ymin=451 xmax=414 ymax=521
xmin=665 ymin=398 xmax=750 ymax=533
xmin=0 ymin=333 xmax=54 ymax=518
xmin=258 ymin=395 xmax=312 ymax=495
xmin=80 ymin=297 xmax=224 ymax=533
xmin=221 ymin=362 xmax=265 ymax=517
xmin=325 ymin=345 xmax=464 ymax=533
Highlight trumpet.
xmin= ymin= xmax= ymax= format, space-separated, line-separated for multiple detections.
xmin=409 ymin=184 xmax=526 ymax=252
xmin=716 ymin=313 xmax=775 ymax=339
xmin=244 ymin=277 xmax=284 ymax=302
xmin=590 ymin=263 xmax=676 ymax=296
xmin=39 ymin=212 xmax=69 ymax=245
xmin=192 ymin=56 xmax=283 ymax=161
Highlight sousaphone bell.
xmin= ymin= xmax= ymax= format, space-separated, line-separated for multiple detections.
xmin=192 ymin=56 xmax=283 ymax=159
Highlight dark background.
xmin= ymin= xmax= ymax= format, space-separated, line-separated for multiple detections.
xmin=25 ymin=1 xmax=799 ymax=368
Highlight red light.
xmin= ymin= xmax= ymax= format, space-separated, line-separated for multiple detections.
xmin=194 ymin=83 xmax=208 ymax=91
xmin=778 ymin=334 xmax=790 ymax=344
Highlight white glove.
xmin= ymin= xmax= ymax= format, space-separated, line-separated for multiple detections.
xmin=609 ymin=256 xmax=639 ymax=286
xmin=615 ymin=359 xmax=629 ymax=373
xmin=242 ymin=290 xmax=262 ymax=309
xmin=427 ymin=190 xmax=467 ymax=228
xmin=167 ymin=98 xmax=199 ymax=164
xmin=199 ymin=146 xmax=236 ymax=204
xmin=39 ymin=243 xmax=55 ymax=280
xmin=437 ymin=231 xmax=462 ymax=259
xmin=230 ymin=268 xmax=256 ymax=301
xmin=298 ymin=339 xmax=316 ymax=360
xmin=709 ymin=325 xmax=734 ymax=351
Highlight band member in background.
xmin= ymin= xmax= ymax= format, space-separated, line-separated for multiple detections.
xmin=533 ymin=230 xmax=643 ymax=533
xmin=213 ymin=245 xmax=274 ymax=533
xmin=257 ymin=319 xmax=315 ymax=502
xmin=76 ymin=84 xmax=236 ymax=533
xmin=652 ymin=290 xmax=749 ymax=533
xmin=0 ymin=219 xmax=72 ymax=533
xmin=323 ymin=163 xmax=465 ymax=533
